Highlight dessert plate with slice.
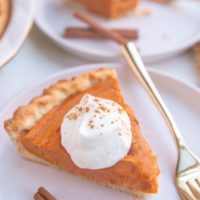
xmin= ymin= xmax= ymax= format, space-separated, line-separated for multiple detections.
xmin=35 ymin=0 xmax=200 ymax=62
xmin=0 ymin=63 xmax=200 ymax=200
xmin=0 ymin=0 xmax=35 ymax=69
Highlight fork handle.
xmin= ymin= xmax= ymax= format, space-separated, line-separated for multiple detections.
xmin=121 ymin=42 xmax=185 ymax=148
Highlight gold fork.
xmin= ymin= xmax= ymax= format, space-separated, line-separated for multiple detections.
xmin=74 ymin=12 xmax=200 ymax=199
xmin=122 ymin=43 xmax=200 ymax=200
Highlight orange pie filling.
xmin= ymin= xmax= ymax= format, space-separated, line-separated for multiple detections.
xmin=19 ymin=77 xmax=160 ymax=193
xmin=75 ymin=0 xmax=139 ymax=18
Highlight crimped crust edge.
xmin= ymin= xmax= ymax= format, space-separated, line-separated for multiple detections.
xmin=4 ymin=68 xmax=117 ymax=139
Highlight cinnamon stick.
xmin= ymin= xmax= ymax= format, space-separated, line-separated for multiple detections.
xmin=34 ymin=193 xmax=46 ymax=200
xmin=152 ymin=0 xmax=172 ymax=3
xmin=74 ymin=12 xmax=128 ymax=45
xmin=36 ymin=187 xmax=57 ymax=200
xmin=64 ymin=27 xmax=138 ymax=40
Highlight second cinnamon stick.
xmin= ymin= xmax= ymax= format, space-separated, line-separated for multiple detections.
xmin=64 ymin=27 xmax=138 ymax=40
xmin=38 ymin=187 xmax=57 ymax=200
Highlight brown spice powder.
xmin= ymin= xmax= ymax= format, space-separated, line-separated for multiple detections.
xmin=67 ymin=113 xmax=78 ymax=121
xmin=88 ymin=120 xmax=94 ymax=129
xmin=85 ymin=107 xmax=90 ymax=112
xmin=98 ymin=105 xmax=110 ymax=112
xmin=95 ymin=109 xmax=100 ymax=114
xmin=117 ymin=108 xmax=124 ymax=113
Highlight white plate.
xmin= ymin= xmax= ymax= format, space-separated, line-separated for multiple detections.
xmin=0 ymin=0 xmax=35 ymax=68
xmin=0 ymin=63 xmax=200 ymax=200
xmin=35 ymin=0 xmax=200 ymax=63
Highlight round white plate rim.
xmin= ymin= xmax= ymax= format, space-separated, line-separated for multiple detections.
xmin=0 ymin=0 xmax=35 ymax=69
xmin=35 ymin=0 xmax=200 ymax=61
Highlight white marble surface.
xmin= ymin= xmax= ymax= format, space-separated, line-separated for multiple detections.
xmin=0 ymin=25 xmax=199 ymax=111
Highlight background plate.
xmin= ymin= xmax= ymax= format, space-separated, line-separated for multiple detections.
xmin=35 ymin=0 xmax=200 ymax=62
xmin=0 ymin=63 xmax=200 ymax=199
xmin=0 ymin=0 xmax=35 ymax=68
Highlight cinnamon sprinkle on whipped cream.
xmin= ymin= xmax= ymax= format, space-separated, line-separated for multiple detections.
xmin=61 ymin=94 xmax=132 ymax=169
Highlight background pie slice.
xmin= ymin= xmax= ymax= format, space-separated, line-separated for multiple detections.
xmin=4 ymin=68 xmax=160 ymax=196
xmin=74 ymin=0 xmax=139 ymax=18
xmin=0 ymin=0 xmax=11 ymax=38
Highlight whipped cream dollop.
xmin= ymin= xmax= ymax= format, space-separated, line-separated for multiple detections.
xmin=61 ymin=94 xmax=132 ymax=169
